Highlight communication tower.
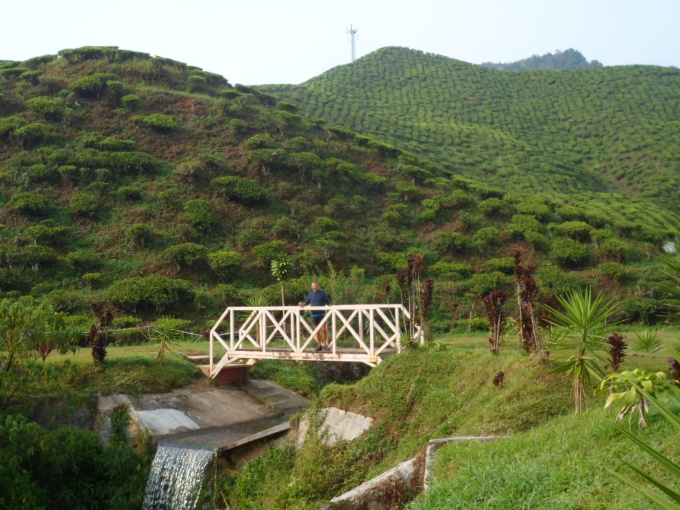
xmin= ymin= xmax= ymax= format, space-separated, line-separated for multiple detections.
xmin=347 ymin=25 xmax=358 ymax=62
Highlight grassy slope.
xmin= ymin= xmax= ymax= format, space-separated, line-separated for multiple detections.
xmin=262 ymin=46 xmax=680 ymax=212
xmin=219 ymin=337 xmax=678 ymax=509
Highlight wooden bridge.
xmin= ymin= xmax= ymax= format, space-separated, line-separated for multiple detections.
xmin=207 ymin=304 xmax=418 ymax=379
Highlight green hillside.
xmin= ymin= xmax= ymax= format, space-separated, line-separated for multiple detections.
xmin=261 ymin=46 xmax=680 ymax=212
xmin=481 ymin=48 xmax=603 ymax=70
xmin=0 ymin=46 xmax=677 ymax=331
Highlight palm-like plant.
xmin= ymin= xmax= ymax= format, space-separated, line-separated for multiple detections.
xmin=611 ymin=385 xmax=680 ymax=509
xmin=548 ymin=288 xmax=619 ymax=413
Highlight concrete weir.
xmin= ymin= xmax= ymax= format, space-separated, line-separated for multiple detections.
xmin=100 ymin=378 xmax=309 ymax=462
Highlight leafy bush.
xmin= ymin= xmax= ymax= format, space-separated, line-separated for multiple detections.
xmin=434 ymin=232 xmax=474 ymax=256
xmin=599 ymin=262 xmax=628 ymax=283
xmin=7 ymin=192 xmax=49 ymax=216
xmin=477 ymin=197 xmax=508 ymax=217
xmin=65 ymin=250 xmax=102 ymax=270
xmin=558 ymin=221 xmax=593 ymax=241
xmin=69 ymin=193 xmax=99 ymax=217
xmin=68 ymin=72 xmax=118 ymax=98
xmin=429 ymin=262 xmax=473 ymax=279
xmin=212 ymin=284 xmax=243 ymax=307
xmin=600 ymin=238 xmax=628 ymax=262
xmin=131 ymin=114 xmax=178 ymax=133
xmin=120 ymin=94 xmax=141 ymax=110
xmin=208 ymin=251 xmax=242 ymax=281
xmin=481 ymin=257 xmax=515 ymax=275
xmin=549 ymin=239 xmax=590 ymax=268
xmin=212 ymin=176 xmax=269 ymax=205
xmin=535 ymin=265 xmax=582 ymax=295
xmin=25 ymin=96 xmax=64 ymax=121
xmin=183 ymin=199 xmax=215 ymax=233
xmin=107 ymin=275 xmax=194 ymax=312
xmin=621 ymin=297 xmax=661 ymax=325
xmin=162 ymin=242 xmax=208 ymax=269
xmin=11 ymin=122 xmax=55 ymax=148
xmin=252 ymin=241 xmax=286 ymax=267
xmin=506 ymin=214 xmax=541 ymax=240
xmin=125 ymin=223 xmax=154 ymax=247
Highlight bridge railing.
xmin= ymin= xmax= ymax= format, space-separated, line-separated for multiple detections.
xmin=209 ymin=304 xmax=416 ymax=376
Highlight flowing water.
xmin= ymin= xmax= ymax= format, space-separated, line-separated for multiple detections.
xmin=143 ymin=446 xmax=214 ymax=510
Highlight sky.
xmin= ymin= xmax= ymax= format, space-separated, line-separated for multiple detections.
xmin=2 ymin=0 xmax=679 ymax=85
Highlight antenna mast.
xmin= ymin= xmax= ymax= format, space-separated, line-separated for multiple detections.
xmin=347 ymin=24 xmax=358 ymax=62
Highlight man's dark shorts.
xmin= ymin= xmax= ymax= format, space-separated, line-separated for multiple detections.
xmin=312 ymin=315 xmax=326 ymax=326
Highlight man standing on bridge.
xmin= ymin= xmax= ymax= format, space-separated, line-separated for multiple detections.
xmin=299 ymin=282 xmax=332 ymax=352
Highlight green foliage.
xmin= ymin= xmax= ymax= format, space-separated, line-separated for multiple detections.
xmin=550 ymin=238 xmax=590 ymax=268
xmin=25 ymin=96 xmax=65 ymax=121
xmin=131 ymin=113 xmax=178 ymax=132
xmin=11 ymin=122 xmax=55 ymax=148
xmin=548 ymin=288 xmax=619 ymax=413
xmin=212 ymin=175 xmax=269 ymax=204
xmin=106 ymin=275 xmax=194 ymax=312
xmin=622 ymin=297 xmax=661 ymax=325
xmin=183 ymin=199 xmax=215 ymax=233
xmin=599 ymin=369 xmax=673 ymax=427
xmin=68 ymin=72 xmax=119 ymax=98
xmin=208 ymin=251 xmax=242 ymax=282
xmin=125 ymin=223 xmax=154 ymax=247
xmin=0 ymin=414 xmax=148 ymax=509
xmin=434 ymin=232 xmax=474 ymax=256
xmin=120 ymin=94 xmax=141 ymax=110
xmin=69 ymin=193 xmax=99 ymax=217
xmin=149 ymin=315 xmax=188 ymax=363
xmin=162 ymin=242 xmax=208 ymax=269
xmin=6 ymin=192 xmax=49 ymax=216
xmin=506 ymin=214 xmax=541 ymax=240
xmin=558 ymin=220 xmax=593 ymax=241
xmin=633 ymin=328 xmax=663 ymax=353
xmin=64 ymin=250 xmax=102 ymax=270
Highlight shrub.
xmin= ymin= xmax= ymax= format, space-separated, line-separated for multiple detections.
xmin=107 ymin=275 xmax=194 ymax=312
xmin=120 ymin=94 xmax=141 ymax=110
xmin=162 ymin=243 xmax=208 ymax=269
xmin=244 ymin=133 xmax=275 ymax=150
xmin=131 ymin=114 xmax=178 ymax=133
xmin=65 ymin=250 xmax=102 ymax=270
xmin=434 ymin=232 xmax=474 ymax=256
xmin=208 ymin=251 xmax=242 ymax=281
xmin=125 ymin=223 xmax=154 ymax=247
xmin=183 ymin=199 xmax=215 ymax=233
xmin=69 ymin=193 xmax=99 ymax=217
xmin=429 ymin=262 xmax=473 ymax=279
xmin=515 ymin=201 xmax=552 ymax=221
xmin=469 ymin=272 xmax=507 ymax=298
xmin=535 ymin=265 xmax=582 ymax=295
xmin=506 ymin=214 xmax=541 ymax=240
xmin=117 ymin=185 xmax=143 ymax=201
xmin=473 ymin=227 xmax=501 ymax=248
xmin=558 ymin=221 xmax=593 ymax=241
xmin=12 ymin=122 xmax=55 ymax=148
xmin=599 ymin=262 xmax=628 ymax=283
xmin=477 ymin=197 xmax=508 ymax=217
xmin=600 ymin=238 xmax=628 ymax=262
xmin=549 ymin=239 xmax=590 ymax=268
xmin=68 ymin=72 xmax=118 ymax=98
xmin=621 ymin=297 xmax=661 ymax=325
xmin=212 ymin=176 xmax=269 ymax=205
xmin=252 ymin=241 xmax=286 ymax=267
xmin=481 ymin=257 xmax=516 ymax=275
xmin=213 ymin=283 xmax=243 ymax=307
xmin=25 ymin=96 xmax=64 ymax=121
xmin=7 ymin=192 xmax=49 ymax=216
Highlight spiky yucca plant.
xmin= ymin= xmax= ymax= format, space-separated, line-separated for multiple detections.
xmin=548 ymin=289 xmax=619 ymax=413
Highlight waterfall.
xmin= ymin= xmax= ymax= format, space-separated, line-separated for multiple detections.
xmin=143 ymin=446 xmax=214 ymax=510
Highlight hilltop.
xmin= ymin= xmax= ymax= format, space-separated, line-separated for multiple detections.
xmin=262 ymin=46 xmax=680 ymax=213
xmin=481 ymin=48 xmax=603 ymax=70
xmin=0 ymin=46 xmax=677 ymax=331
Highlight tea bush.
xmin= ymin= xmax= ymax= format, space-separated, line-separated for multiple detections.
xmin=107 ymin=275 xmax=194 ymax=312
xmin=212 ymin=176 xmax=269 ymax=205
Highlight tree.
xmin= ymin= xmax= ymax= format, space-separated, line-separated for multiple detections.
xmin=548 ymin=289 xmax=619 ymax=413
xmin=271 ymin=255 xmax=294 ymax=306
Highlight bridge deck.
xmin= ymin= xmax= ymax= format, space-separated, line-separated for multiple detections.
xmin=208 ymin=304 xmax=415 ymax=378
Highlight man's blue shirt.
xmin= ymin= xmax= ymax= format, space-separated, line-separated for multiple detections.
xmin=305 ymin=290 xmax=331 ymax=317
